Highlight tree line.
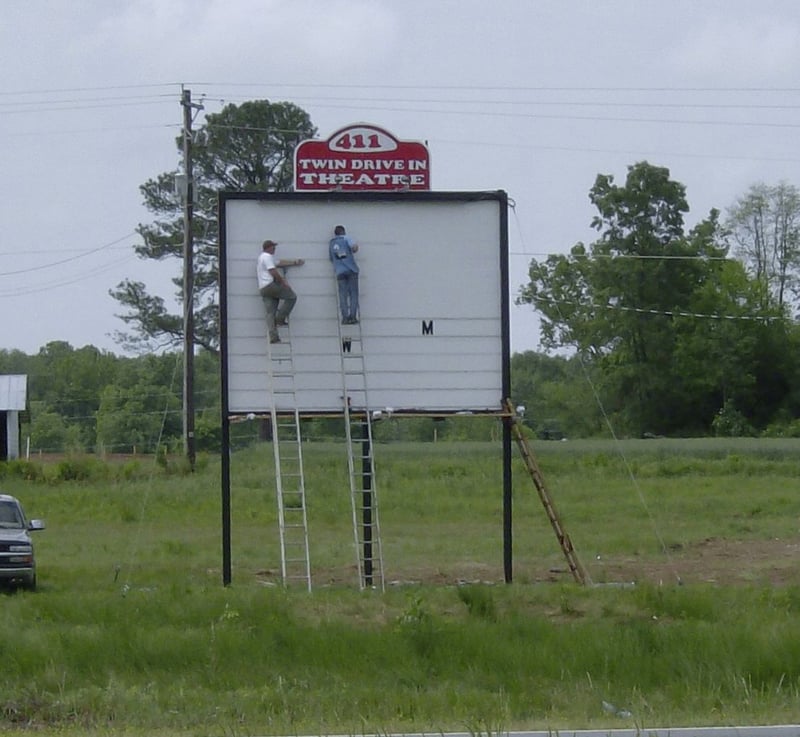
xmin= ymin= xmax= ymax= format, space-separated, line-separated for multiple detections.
xmin=0 ymin=342 xmax=507 ymax=455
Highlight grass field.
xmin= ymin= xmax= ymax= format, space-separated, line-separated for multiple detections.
xmin=1 ymin=437 xmax=799 ymax=735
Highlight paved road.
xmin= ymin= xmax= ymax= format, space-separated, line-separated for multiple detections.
xmin=505 ymin=728 xmax=800 ymax=737
xmin=307 ymin=728 xmax=800 ymax=737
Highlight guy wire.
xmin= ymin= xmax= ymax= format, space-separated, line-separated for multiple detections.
xmin=117 ymin=351 xmax=183 ymax=596
xmin=510 ymin=201 xmax=683 ymax=585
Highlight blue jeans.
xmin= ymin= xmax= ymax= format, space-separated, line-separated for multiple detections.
xmin=337 ymin=272 xmax=359 ymax=322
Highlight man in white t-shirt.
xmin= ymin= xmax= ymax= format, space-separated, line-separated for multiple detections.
xmin=257 ymin=239 xmax=304 ymax=344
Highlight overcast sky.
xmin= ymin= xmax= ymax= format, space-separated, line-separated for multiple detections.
xmin=2 ymin=0 xmax=800 ymax=356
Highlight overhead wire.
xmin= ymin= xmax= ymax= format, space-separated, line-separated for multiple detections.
xmin=0 ymin=83 xmax=797 ymax=178
xmin=0 ymin=252 xmax=141 ymax=298
xmin=3 ymin=82 xmax=800 ymax=124
xmin=0 ymin=232 xmax=138 ymax=276
xmin=530 ymin=295 xmax=780 ymax=322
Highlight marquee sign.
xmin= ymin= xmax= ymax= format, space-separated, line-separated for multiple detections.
xmin=294 ymin=124 xmax=430 ymax=191
xmin=219 ymin=190 xmax=508 ymax=415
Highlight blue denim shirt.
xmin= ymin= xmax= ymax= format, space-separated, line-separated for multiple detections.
xmin=329 ymin=235 xmax=359 ymax=276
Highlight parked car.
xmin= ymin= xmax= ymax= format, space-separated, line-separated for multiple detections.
xmin=0 ymin=493 xmax=45 ymax=590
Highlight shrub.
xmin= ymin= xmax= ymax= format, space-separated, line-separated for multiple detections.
xmin=0 ymin=459 xmax=43 ymax=481
xmin=53 ymin=456 xmax=108 ymax=482
xmin=762 ymin=418 xmax=800 ymax=438
xmin=712 ymin=400 xmax=755 ymax=437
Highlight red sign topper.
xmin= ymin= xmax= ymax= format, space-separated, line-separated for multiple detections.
xmin=294 ymin=123 xmax=430 ymax=191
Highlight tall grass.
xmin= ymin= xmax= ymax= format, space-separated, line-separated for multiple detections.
xmin=0 ymin=438 xmax=798 ymax=735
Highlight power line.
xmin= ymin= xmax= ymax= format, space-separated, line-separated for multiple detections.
xmin=0 ymin=232 xmax=138 ymax=276
xmin=529 ymin=295 xmax=780 ymax=322
xmin=4 ymin=83 xmax=800 ymax=128
xmin=0 ymin=253 xmax=140 ymax=298
xmin=184 ymin=81 xmax=800 ymax=93
xmin=0 ymin=93 xmax=176 ymax=108
xmin=0 ymin=83 xmax=181 ymax=96
xmin=509 ymin=250 xmax=733 ymax=261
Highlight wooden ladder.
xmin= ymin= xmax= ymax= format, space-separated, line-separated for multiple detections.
xmin=505 ymin=400 xmax=589 ymax=585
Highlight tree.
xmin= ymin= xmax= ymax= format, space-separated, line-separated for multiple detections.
xmin=0 ymin=348 xmax=31 ymax=375
xmin=517 ymin=161 xmax=761 ymax=435
xmin=510 ymin=351 xmax=602 ymax=437
xmin=28 ymin=342 xmax=119 ymax=450
xmin=726 ymin=181 xmax=800 ymax=312
xmin=95 ymin=354 xmax=183 ymax=454
xmin=668 ymin=258 xmax=787 ymax=433
xmin=111 ymin=100 xmax=317 ymax=352
xmin=27 ymin=403 xmax=82 ymax=453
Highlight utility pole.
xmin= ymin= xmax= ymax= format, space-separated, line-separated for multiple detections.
xmin=181 ymin=87 xmax=201 ymax=471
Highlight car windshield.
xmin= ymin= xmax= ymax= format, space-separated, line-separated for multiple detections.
xmin=0 ymin=502 xmax=24 ymax=528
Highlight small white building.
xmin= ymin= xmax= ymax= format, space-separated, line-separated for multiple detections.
xmin=0 ymin=375 xmax=27 ymax=461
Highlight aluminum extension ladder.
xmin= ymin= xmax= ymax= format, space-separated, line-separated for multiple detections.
xmin=266 ymin=321 xmax=311 ymax=591
xmin=505 ymin=399 xmax=589 ymax=585
xmin=336 ymin=298 xmax=385 ymax=591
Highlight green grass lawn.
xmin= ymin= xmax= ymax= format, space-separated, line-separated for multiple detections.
xmin=1 ymin=437 xmax=799 ymax=735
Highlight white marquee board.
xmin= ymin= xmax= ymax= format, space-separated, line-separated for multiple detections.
xmin=219 ymin=191 xmax=509 ymax=415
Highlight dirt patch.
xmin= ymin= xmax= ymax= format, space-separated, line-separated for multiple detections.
xmin=254 ymin=538 xmax=800 ymax=589
xmin=569 ymin=537 xmax=800 ymax=587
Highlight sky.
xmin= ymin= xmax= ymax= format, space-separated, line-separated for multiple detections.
xmin=2 ymin=0 xmax=800 ymax=357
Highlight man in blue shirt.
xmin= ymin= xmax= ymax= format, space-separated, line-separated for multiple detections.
xmin=329 ymin=224 xmax=360 ymax=324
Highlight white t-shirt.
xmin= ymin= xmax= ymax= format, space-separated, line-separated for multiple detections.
xmin=257 ymin=251 xmax=276 ymax=289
